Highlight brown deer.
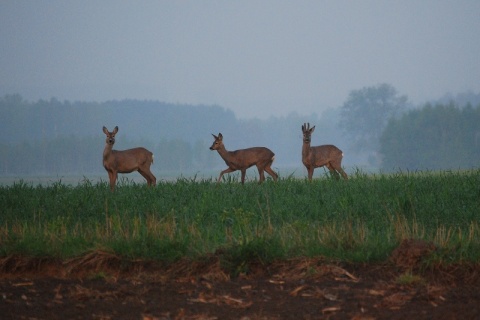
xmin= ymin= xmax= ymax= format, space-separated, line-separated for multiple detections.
xmin=102 ymin=126 xmax=156 ymax=191
xmin=209 ymin=133 xmax=278 ymax=184
xmin=301 ymin=123 xmax=348 ymax=181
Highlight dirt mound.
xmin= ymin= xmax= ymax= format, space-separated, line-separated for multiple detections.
xmin=390 ymin=238 xmax=436 ymax=269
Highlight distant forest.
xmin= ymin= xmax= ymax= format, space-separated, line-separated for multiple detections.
xmin=381 ymin=102 xmax=480 ymax=170
xmin=0 ymin=94 xmax=338 ymax=177
xmin=0 ymin=91 xmax=479 ymax=179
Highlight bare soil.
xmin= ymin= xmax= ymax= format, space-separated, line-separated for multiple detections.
xmin=1 ymin=240 xmax=479 ymax=320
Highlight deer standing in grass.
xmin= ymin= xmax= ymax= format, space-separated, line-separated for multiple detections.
xmin=102 ymin=126 xmax=156 ymax=191
xmin=209 ymin=133 xmax=278 ymax=184
xmin=301 ymin=123 xmax=348 ymax=181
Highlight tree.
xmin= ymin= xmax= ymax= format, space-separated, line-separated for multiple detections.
xmin=380 ymin=102 xmax=480 ymax=171
xmin=339 ymin=84 xmax=408 ymax=153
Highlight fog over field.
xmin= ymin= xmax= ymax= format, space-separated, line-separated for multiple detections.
xmin=1 ymin=1 xmax=480 ymax=183
xmin=1 ymin=1 xmax=480 ymax=119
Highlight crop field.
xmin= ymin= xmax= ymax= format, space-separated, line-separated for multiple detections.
xmin=1 ymin=170 xmax=480 ymax=319
xmin=1 ymin=169 xmax=479 ymax=268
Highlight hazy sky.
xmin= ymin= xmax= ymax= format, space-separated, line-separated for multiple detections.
xmin=1 ymin=1 xmax=480 ymax=119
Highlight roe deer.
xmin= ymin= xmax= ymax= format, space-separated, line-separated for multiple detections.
xmin=209 ymin=133 xmax=278 ymax=184
xmin=301 ymin=123 xmax=348 ymax=181
xmin=102 ymin=126 xmax=156 ymax=191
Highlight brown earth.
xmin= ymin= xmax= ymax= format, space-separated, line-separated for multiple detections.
xmin=1 ymin=240 xmax=479 ymax=320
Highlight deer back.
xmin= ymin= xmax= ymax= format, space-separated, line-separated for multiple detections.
xmin=105 ymin=148 xmax=153 ymax=173
xmin=306 ymin=144 xmax=343 ymax=167
xmin=228 ymin=147 xmax=275 ymax=169
xmin=210 ymin=133 xmax=275 ymax=169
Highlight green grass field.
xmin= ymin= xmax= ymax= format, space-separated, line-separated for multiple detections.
xmin=1 ymin=170 xmax=479 ymax=274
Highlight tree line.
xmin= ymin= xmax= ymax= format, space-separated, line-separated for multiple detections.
xmin=1 ymin=88 xmax=479 ymax=177
xmin=380 ymin=102 xmax=480 ymax=171
xmin=337 ymin=86 xmax=480 ymax=171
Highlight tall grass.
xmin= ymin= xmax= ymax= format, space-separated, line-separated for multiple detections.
xmin=1 ymin=170 xmax=479 ymax=266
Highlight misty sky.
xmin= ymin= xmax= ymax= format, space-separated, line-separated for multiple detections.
xmin=1 ymin=1 xmax=480 ymax=119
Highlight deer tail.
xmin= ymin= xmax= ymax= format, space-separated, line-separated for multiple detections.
xmin=151 ymin=154 xmax=154 ymax=164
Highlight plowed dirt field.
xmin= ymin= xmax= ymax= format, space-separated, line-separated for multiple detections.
xmin=1 ymin=241 xmax=479 ymax=319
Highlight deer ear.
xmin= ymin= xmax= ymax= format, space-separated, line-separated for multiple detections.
xmin=310 ymin=126 xmax=315 ymax=133
xmin=113 ymin=126 xmax=118 ymax=134
xmin=103 ymin=126 xmax=108 ymax=134
xmin=212 ymin=134 xmax=217 ymax=139
xmin=218 ymin=133 xmax=223 ymax=139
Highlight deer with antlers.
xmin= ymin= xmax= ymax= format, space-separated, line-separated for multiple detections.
xmin=301 ymin=123 xmax=348 ymax=181
xmin=102 ymin=126 xmax=156 ymax=191
xmin=209 ymin=133 xmax=278 ymax=184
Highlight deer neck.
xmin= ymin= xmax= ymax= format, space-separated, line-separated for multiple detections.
xmin=103 ymin=143 xmax=114 ymax=161
xmin=216 ymin=145 xmax=233 ymax=162
xmin=302 ymin=141 xmax=311 ymax=161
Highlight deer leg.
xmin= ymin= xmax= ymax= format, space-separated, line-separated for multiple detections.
xmin=338 ymin=168 xmax=348 ymax=180
xmin=264 ymin=163 xmax=278 ymax=181
xmin=240 ymin=169 xmax=247 ymax=184
xmin=146 ymin=166 xmax=157 ymax=186
xmin=145 ymin=158 xmax=157 ymax=186
xmin=257 ymin=167 xmax=266 ymax=183
xmin=143 ymin=166 xmax=157 ymax=186
xmin=307 ymin=167 xmax=314 ymax=181
xmin=150 ymin=172 xmax=157 ymax=186
xmin=256 ymin=162 xmax=267 ymax=183
xmin=137 ymin=169 xmax=149 ymax=185
xmin=326 ymin=163 xmax=340 ymax=180
xmin=331 ymin=161 xmax=348 ymax=180
xmin=108 ymin=171 xmax=117 ymax=191
xmin=218 ymin=167 xmax=235 ymax=183
xmin=138 ymin=169 xmax=156 ymax=187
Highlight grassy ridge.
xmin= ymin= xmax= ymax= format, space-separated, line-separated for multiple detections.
xmin=1 ymin=170 xmax=479 ymax=270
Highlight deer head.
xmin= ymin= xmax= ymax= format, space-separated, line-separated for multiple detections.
xmin=302 ymin=123 xmax=315 ymax=144
xmin=103 ymin=126 xmax=118 ymax=146
xmin=209 ymin=133 xmax=224 ymax=151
